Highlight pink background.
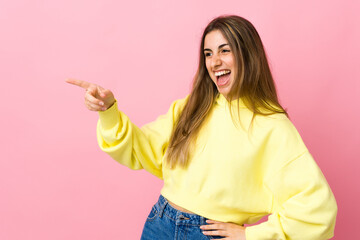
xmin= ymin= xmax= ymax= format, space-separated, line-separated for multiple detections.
xmin=0 ymin=0 xmax=359 ymax=239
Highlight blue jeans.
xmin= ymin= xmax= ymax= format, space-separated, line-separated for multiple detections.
xmin=140 ymin=195 xmax=223 ymax=240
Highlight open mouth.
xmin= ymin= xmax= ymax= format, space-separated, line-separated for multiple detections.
xmin=215 ymin=70 xmax=231 ymax=86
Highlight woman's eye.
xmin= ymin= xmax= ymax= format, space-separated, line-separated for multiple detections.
xmin=222 ymin=49 xmax=230 ymax=53
xmin=204 ymin=52 xmax=212 ymax=57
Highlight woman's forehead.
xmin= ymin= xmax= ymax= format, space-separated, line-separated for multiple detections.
xmin=204 ymin=30 xmax=229 ymax=50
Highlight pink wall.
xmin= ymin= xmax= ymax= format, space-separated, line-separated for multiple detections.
xmin=1 ymin=0 xmax=359 ymax=239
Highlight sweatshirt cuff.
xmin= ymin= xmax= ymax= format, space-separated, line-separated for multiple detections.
xmin=98 ymin=100 xmax=121 ymax=129
xmin=245 ymin=226 xmax=256 ymax=240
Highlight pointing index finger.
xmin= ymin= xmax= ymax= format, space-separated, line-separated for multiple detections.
xmin=65 ymin=78 xmax=92 ymax=90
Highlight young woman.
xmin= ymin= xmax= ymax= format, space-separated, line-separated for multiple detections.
xmin=67 ymin=15 xmax=337 ymax=240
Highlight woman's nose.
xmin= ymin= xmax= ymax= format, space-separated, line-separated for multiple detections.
xmin=211 ymin=55 xmax=222 ymax=68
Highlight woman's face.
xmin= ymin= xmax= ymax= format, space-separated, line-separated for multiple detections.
xmin=204 ymin=30 xmax=236 ymax=100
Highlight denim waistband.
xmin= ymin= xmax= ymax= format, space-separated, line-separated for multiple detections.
xmin=154 ymin=194 xmax=208 ymax=225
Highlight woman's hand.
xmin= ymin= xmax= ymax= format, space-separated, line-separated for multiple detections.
xmin=66 ymin=78 xmax=115 ymax=111
xmin=200 ymin=220 xmax=246 ymax=240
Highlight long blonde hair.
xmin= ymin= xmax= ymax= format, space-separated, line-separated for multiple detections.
xmin=165 ymin=15 xmax=287 ymax=169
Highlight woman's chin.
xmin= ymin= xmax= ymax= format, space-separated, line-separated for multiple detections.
xmin=218 ymin=87 xmax=231 ymax=98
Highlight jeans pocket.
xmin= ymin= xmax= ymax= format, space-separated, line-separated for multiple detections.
xmin=146 ymin=206 xmax=158 ymax=222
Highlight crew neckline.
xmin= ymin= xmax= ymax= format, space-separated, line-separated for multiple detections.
xmin=215 ymin=93 xmax=247 ymax=108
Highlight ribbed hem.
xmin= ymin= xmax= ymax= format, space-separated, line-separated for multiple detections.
xmin=161 ymin=185 xmax=245 ymax=225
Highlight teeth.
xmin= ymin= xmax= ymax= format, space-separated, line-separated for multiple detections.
xmin=215 ymin=70 xmax=231 ymax=77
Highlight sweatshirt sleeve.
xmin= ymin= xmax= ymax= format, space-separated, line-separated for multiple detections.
xmin=96 ymin=97 xmax=188 ymax=179
xmin=245 ymin=151 xmax=337 ymax=239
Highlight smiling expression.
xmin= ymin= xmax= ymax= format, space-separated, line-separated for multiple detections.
xmin=204 ymin=30 xmax=236 ymax=100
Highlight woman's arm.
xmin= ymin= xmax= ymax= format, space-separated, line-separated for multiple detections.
xmin=96 ymin=97 xmax=187 ymax=178
xmin=245 ymin=151 xmax=337 ymax=240
xmin=66 ymin=78 xmax=187 ymax=179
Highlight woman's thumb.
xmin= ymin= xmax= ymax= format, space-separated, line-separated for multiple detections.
xmin=97 ymin=86 xmax=106 ymax=98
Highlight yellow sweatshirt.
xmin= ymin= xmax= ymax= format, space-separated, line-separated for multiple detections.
xmin=97 ymin=93 xmax=337 ymax=240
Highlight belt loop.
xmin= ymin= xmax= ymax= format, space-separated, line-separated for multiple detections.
xmin=158 ymin=195 xmax=168 ymax=218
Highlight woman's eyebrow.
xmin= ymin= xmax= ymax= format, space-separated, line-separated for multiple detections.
xmin=203 ymin=43 xmax=229 ymax=52
xmin=218 ymin=43 xmax=229 ymax=49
